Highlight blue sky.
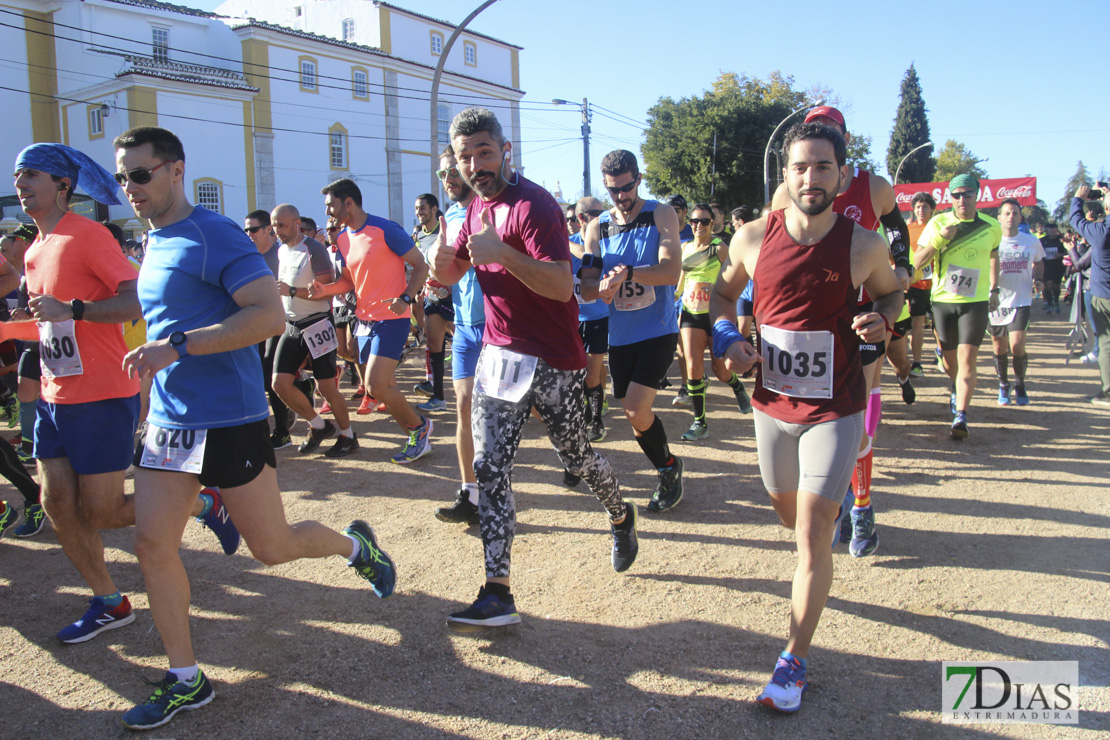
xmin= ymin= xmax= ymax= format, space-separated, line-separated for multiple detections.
xmin=198 ymin=0 xmax=1108 ymax=217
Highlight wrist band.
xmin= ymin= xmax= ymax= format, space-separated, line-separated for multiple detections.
xmin=712 ymin=319 xmax=746 ymax=359
xmin=625 ymin=264 xmax=634 ymax=282
xmin=70 ymin=299 xmax=85 ymax=321
xmin=880 ymin=313 xmax=893 ymax=334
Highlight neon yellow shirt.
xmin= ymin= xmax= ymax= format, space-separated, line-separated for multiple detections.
xmin=919 ymin=211 xmax=1001 ymax=304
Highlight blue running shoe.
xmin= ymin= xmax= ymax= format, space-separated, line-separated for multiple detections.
xmin=198 ymin=488 xmax=240 ymax=556
xmin=57 ymin=595 xmax=136 ymax=643
xmin=343 ymin=520 xmax=396 ymax=598
xmin=949 ymin=391 xmax=957 ymax=415
xmin=121 ymin=670 xmax=214 ymax=730
xmin=1014 ymin=386 xmax=1030 ymax=406
xmin=832 ymin=487 xmax=852 ymax=550
xmin=447 ymin=586 xmax=521 ymax=632
xmin=14 ymin=502 xmax=46 ymax=538
xmin=950 ymin=412 xmax=969 ymax=440
xmin=756 ymin=655 xmax=807 ymax=712
xmin=391 ymin=417 xmax=433 ymax=464
xmin=997 ymin=384 xmax=1011 ymax=406
xmin=610 ymin=502 xmax=638 ymax=573
xmin=0 ymin=501 xmax=14 ymax=538
xmin=849 ymin=506 xmax=879 ymax=557
xmin=416 ymin=397 xmax=448 ymax=413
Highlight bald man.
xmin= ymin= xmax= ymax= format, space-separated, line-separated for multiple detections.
xmin=271 ymin=203 xmax=357 ymax=457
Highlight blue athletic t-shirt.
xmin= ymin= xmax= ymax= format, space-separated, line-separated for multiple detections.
xmin=598 ymin=200 xmax=679 ymax=345
xmin=570 ymin=249 xmax=608 ymax=322
xmin=446 ymin=202 xmax=485 ymax=327
xmin=139 ymin=206 xmax=273 ymax=430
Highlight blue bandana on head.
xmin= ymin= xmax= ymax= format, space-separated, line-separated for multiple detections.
xmin=13 ymin=143 xmax=121 ymax=206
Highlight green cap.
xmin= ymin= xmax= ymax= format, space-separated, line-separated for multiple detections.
xmin=949 ymin=173 xmax=979 ymax=193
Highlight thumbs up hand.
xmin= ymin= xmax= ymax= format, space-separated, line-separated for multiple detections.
xmin=467 ymin=208 xmax=506 ymax=266
xmin=432 ymin=214 xmax=454 ymax=273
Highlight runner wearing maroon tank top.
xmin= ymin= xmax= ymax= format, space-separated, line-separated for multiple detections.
xmin=711 ymin=122 xmax=903 ymax=713
xmin=771 ymin=106 xmax=911 ymax=558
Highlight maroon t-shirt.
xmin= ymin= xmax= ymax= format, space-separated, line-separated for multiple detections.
xmin=454 ymin=175 xmax=585 ymax=370
xmin=752 ymin=210 xmax=865 ymax=423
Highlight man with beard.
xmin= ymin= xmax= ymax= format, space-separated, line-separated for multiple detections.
xmin=1038 ymin=222 xmax=1066 ymax=313
xmin=431 ymin=108 xmax=637 ymax=630
xmin=581 ymin=150 xmax=684 ymax=512
xmin=710 ymin=122 xmax=902 ymax=712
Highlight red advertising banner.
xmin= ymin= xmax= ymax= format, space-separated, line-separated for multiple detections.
xmin=895 ymin=177 xmax=1037 ymax=211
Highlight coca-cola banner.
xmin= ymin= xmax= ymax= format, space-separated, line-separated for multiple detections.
xmin=895 ymin=177 xmax=1037 ymax=211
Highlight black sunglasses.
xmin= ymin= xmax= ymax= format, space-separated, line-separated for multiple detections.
xmin=113 ymin=160 xmax=172 ymax=186
xmin=689 ymin=217 xmax=712 ymax=226
xmin=244 ymin=225 xmax=266 ymax=234
xmin=951 ymin=191 xmax=976 ymax=200
xmin=578 ymin=209 xmax=604 ymax=221
xmin=606 ymin=178 xmax=639 ymax=195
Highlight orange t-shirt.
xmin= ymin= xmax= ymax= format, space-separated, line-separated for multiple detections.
xmin=907 ymin=219 xmax=933 ymax=289
xmin=24 ymin=212 xmax=141 ymax=404
xmin=337 ymin=213 xmax=414 ymax=322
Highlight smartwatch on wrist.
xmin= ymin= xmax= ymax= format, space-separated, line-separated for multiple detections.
xmin=400 ymin=293 xmax=414 ymax=305
xmin=169 ymin=331 xmax=188 ymax=359
xmin=289 ymin=286 xmax=298 ymax=298
xmin=70 ymin=299 xmax=85 ymax=321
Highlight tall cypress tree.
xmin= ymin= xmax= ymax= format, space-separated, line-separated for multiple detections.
xmin=886 ymin=65 xmax=935 ymax=185
xmin=1054 ymin=160 xmax=1093 ymax=223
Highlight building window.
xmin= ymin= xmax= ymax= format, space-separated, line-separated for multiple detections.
xmin=152 ymin=27 xmax=169 ymax=62
xmin=299 ymin=56 xmax=317 ymax=92
xmin=430 ymin=31 xmax=444 ymax=56
xmin=195 ymin=179 xmax=223 ymax=214
xmin=463 ymin=41 xmax=477 ymax=67
xmin=342 ymin=18 xmax=355 ymax=41
xmin=329 ymin=124 xmax=348 ymax=170
xmin=294 ymin=6 xmax=302 ymax=17
xmin=88 ymin=105 xmax=104 ymax=139
xmin=352 ymin=67 xmax=368 ymax=99
xmin=437 ymin=104 xmax=450 ymax=148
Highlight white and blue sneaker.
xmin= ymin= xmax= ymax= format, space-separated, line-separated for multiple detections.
xmin=756 ymin=654 xmax=807 ymax=712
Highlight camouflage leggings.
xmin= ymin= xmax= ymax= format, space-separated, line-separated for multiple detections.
xmin=472 ymin=353 xmax=623 ymax=579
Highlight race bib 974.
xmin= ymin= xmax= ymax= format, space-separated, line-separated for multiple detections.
xmin=945 ymin=264 xmax=980 ymax=298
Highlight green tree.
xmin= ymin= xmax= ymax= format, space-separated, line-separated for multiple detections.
xmin=1053 ymin=160 xmax=1093 ymax=223
xmin=642 ymin=71 xmax=812 ymax=209
xmin=933 ymin=139 xmax=988 ymax=182
xmin=1022 ymin=199 xmax=1051 ymax=230
xmin=886 ymin=64 xmax=935 ymax=184
xmin=846 ymin=133 xmax=879 ymax=172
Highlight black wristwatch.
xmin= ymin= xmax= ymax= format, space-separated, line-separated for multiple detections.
xmin=169 ymin=331 xmax=188 ymax=359
xmin=289 ymin=286 xmax=298 ymax=298
xmin=400 ymin=293 xmax=414 ymax=305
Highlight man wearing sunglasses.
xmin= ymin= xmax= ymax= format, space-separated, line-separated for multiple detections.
xmin=565 ymin=204 xmax=581 ymax=238
xmin=913 ymin=174 xmax=1001 ymax=439
xmin=580 ymin=149 xmax=684 ymax=513
xmin=113 ymin=126 xmax=396 ymax=730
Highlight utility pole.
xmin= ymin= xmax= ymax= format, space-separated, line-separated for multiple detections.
xmin=554 ymin=97 xmax=591 ymax=198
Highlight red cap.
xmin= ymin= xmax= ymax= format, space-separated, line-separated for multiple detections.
xmin=803 ymin=106 xmax=846 ymax=128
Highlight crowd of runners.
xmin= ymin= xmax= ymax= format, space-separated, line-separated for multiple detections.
xmin=1 ymin=103 xmax=1107 ymax=730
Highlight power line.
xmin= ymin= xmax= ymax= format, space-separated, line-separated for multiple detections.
xmin=591 ymin=104 xmax=647 ymax=128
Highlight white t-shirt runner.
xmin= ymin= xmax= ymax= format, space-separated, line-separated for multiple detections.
xmin=990 ymin=232 xmax=1045 ymax=326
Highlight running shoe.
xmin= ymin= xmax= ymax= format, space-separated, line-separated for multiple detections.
xmin=356 ymin=394 xmax=375 ymax=415
xmin=562 ymin=469 xmax=581 ymax=488
xmin=734 ymin=382 xmax=753 ymax=414
xmin=648 ymin=457 xmax=683 ymax=512
xmin=839 ymin=501 xmax=853 ymax=544
xmin=120 ymin=670 xmax=214 ymax=730
xmin=680 ymin=419 xmax=709 ymax=442
xmin=14 ymin=502 xmax=46 ymax=538
xmin=435 ymin=489 xmax=479 ymax=525
xmin=391 ymin=417 xmax=432 ymax=464
xmin=16 ymin=447 xmax=35 ymax=467
xmin=298 ymin=419 xmax=338 ymax=454
xmin=997 ymin=384 xmax=1011 ymax=406
xmin=353 ymin=385 xmax=367 ymax=399
xmin=285 ymin=407 xmax=299 ymax=434
xmin=342 ymin=520 xmax=396 ymax=598
xmin=588 ymin=420 xmax=607 ymax=443
xmin=909 ymin=361 xmax=924 ymax=378
xmin=57 ymin=595 xmax=136 ymax=643
xmin=950 ymin=412 xmax=969 ymax=440
xmin=849 ymin=506 xmax=879 ymax=558
xmin=198 ymin=488 xmax=240 ymax=556
xmin=610 ymin=502 xmax=639 ymax=573
xmin=1090 ymin=394 xmax=1110 ymax=407
xmin=756 ymin=655 xmax=807 ymax=712
xmin=899 ymin=377 xmax=916 ymax=405
xmin=831 ymin=488 xmax=851 ymax=550
xmin=447 ymin=586 xmax=521 ymax=632
xmin=413 ymin=381 xmax=435 ymax=398
xmin=935 ymin=346 xmax=943 ymax=367
xmin=2 ymin=396 xmax=18 ymax=428
xmin=270 ymin=432 xmax=292 ymax=450
xmin=324 ymin=432 xmax=359 ymax=458
xmin=671 ymin=387 xmax=691 ymax=407
xmin=601 ymin=399 xmax=609 ymax=416
xmin=949 ymin=391 xmax=957 ymax=415
xmin=416 ymin=397 xmax=448 ymax=413
xmin=0 ymin=501 xmax=14 ymax=538
xmin=1081 ymin=351 xmax=1098 ymax=364
xmin=1013 ymin=386 xmax=1030 ymax=406
xmin=319 ymin=400 xmax=332 ymax=415
xmin=375 ymin=400 xmax=388 ymax=412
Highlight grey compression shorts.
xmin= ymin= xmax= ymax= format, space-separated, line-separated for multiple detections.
xmin=753 ymin=408 xmax=864 ymax=502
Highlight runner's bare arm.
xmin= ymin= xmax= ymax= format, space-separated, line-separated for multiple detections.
xmin=123 ymin=275 xmax=284 ymax=380
xmin=468 ymin=209 xmax=572 ymax=301
xmin=0 ymin=260 xmax=19 ymax=297
xmin=912 ymin=222 xmax=957 ymax=272
xmin=853 ymin=228 xmax=903 ymax=342
xmin=307 ymin=266 xmax=354 ymax=298
xmin=28 ymin=278 xmax=141 ymax=323
xmin=385 ymin=245 xmax=430 ymax=315
xmin=579 ymin=218 xmax=603 ymax=301
xmin=989 ymin=249 xmax=1001 ymax=311
xmin=708 ymin=222 xmax=763 ymax=374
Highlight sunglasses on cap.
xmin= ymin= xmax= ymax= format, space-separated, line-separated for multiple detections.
xmin=244 ymin=225 xmax=267 ymax=234
xmin=689 ymin=217 xmax=712 ymax=226
xmin=113 ymin=160 xmax=172 ymax=186
xmin=605 ymin=178 xmax=639 ymax=195
xmin=436 ymin=166 xmax=460 ymax=180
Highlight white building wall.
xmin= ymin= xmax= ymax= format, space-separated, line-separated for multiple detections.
xmin=385 ymin=12 xmax=513 ymax=90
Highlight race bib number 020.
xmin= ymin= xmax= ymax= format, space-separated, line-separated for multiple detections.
xmin=475 ymin=345 xmax=537 ymax=403
xmin=141 ymin=424 xmax=207 ymax=474
xmin=303 ymin=316 xmax=338 ymax=359
xmin=945 ymin=264 xmax=980 ymax=298
xmin=759 ymin=325 xmax=834 ymax=399
xmin=38 ymin=320 xmax=83 ymax=378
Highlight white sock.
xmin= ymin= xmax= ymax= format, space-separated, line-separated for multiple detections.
xmin=339 ymin=426 xmax=353 ymax=438
xmin=170 ymin=664 xmax=199 ymax=683
xmin=463 ymin=482 xmax=479 ymax=505
xmin=345 ymin=534 xmax=360 ymax=562
xmin=308 ymin=415 xmax=324 ymax=430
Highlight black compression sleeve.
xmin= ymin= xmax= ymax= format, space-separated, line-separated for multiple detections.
xmin=880 ymin=208 xmax=911 ymax=273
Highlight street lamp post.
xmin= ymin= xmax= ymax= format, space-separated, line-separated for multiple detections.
xmin=893 ymin=140 xmax=934 ymax=186
xmin=553 ymin=97 xmax=591 ymax=198
xmin=763 ymin=99 xmax=823 ymax=204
